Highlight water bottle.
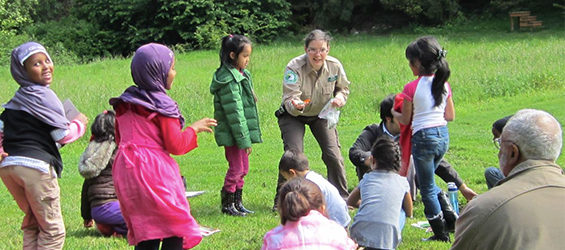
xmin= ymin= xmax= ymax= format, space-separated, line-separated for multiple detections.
xmin=447 ymin=182 xmax=459 ymax=215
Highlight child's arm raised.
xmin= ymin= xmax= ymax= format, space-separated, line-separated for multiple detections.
xmin=189 ymin=118 xmax=217 ymax=133
xmin=159 ymin=116 xmax=216 ymax=155
xmin=346 ymin=186 xmax=361 ymax=208
xmin=402 ymin=192 xmax=413 ymax=218
xmin=53 ymin=113 xmax=88 ymax=145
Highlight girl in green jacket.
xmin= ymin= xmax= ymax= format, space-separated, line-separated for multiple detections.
xmin=210 ymin=34 xmax=262 ymax=216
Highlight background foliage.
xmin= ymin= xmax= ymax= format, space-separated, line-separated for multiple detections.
xmin=0 ymin=13 xmax=564 ymax=250
xmin=0 ymin=0 xmax=562 ymax=65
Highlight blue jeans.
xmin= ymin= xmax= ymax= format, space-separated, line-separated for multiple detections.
xmin=412 ymin=126 xmax=449 ymax=218
xmin=484 ymin=167 xmax=504 ymax=189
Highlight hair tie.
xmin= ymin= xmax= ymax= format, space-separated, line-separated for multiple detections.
xmin=103 ymin=110 xmax=108 ymax=114
xmin=437 ymin=48 xmax=447 ymax=60
xmin=229 ymin=34 xmax=234 ymax=38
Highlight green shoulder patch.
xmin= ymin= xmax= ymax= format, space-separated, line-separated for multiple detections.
xmin=284 ymin=70 xmax=298 ymax=84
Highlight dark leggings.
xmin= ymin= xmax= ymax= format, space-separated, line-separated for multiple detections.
xmin=134 ymin=237 xmax=183 ymax=250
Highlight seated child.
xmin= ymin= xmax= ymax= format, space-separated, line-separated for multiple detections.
xmin=484 ymin=115 xmax=512 ymax=189
xmin=262 ymin=177 xmax=356 ymax=250
xmin=278 ymin=149 xmax=351 ymax=228
xmin=347 ymin=136 xmax=413 ymax=250
xmin=79 ymin=110 xmax=127 ymax=237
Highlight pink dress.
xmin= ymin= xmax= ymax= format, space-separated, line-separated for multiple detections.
xmin=113 ymin=105 xmax=202 ymax=248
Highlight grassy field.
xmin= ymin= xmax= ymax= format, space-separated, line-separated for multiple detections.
xmin=0 ymin=16 xmax=564 ymax=249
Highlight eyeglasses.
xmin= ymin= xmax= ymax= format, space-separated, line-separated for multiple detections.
xmin=493 ymin=138 xmax=501 ymax=149
xmin=307 ymin=48 xmax=328 ymax=55
xmin=493 ymin=138 xmax=514 ymax=149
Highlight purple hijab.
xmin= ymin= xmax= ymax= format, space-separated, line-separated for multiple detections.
xmin=3 ymin=42 xmax=69 ymax=130
xmin=110 ymin=43 xmax=185 ymax=128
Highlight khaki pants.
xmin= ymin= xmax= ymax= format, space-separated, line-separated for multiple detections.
xmin=0 ymin=165 xmax=65 ymax=250
xmin=277 ymin=113 xmax=349 ymax=198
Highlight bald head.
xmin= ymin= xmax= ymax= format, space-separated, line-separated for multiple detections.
xmin=502 ymin=109 xmax=562 ymax=162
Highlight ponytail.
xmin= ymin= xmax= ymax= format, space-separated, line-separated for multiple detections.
xmin=277 ymin=177 xmax=325 ymax=225
xmin=431 ymin=56 xmax=450 ymax=107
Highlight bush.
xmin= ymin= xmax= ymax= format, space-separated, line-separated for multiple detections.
xmin=380 ymin=0 xmax=461 ymax=25
xmin=23 ymin=17 xmax=111 ymax=64
xmin=0 ymin=0 xmax=37 ymax=34
xmin=0 ymin=33 xmax=32 ymax=66
xmin=488 ymin=0 xmax=558 ymax=14
xmin=73 ymin=0 xmax=291 ymax=55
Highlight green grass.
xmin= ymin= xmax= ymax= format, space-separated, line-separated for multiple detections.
xmin=0 ymin=16 xmax=564 ymax=249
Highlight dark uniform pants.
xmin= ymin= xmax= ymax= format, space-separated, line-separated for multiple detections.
xmin=276 ymin=113 xmax=349 ymax=199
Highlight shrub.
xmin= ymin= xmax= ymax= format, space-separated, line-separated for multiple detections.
xmin=74 ymin=0 xmax=291 ymax=55
xmin=23 ymin=17 xmax=111 ymax=64
xmin=380 ymin=0 xmax=461 ymax=25
xmin=0 ymin=33 xmax=32 ymax=66
xmin=0 ymin=0 xmax=37 ymax=34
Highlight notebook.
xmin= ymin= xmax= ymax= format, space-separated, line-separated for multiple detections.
xmin=185 ymin=191 xmax=206 ymax=198
xmin=62 ymin=99 xmax=80 ymax=121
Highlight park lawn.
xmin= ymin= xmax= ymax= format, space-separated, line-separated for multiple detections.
xmin=0 ymin=16 xmax=563 ymax=249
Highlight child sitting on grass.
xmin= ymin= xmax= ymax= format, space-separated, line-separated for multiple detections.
xmin=79 ymin=110 xmax=127 ymax=237
xmin=278 ymin=149 xmax=351 ymax=228
xmin=262 ymin=177 xmax=356 ymax=250
xmin=347 ymin=136 xmax=413 ymax=250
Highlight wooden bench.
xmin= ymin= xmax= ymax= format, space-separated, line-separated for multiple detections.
xmin=509 ymin=11 xmax=543 ymax=31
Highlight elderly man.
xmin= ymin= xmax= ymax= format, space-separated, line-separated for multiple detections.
xmin=451 ymin=109 xmax=565 ymax=250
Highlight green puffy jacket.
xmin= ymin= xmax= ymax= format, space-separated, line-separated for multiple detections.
xmin=210 ymin=64 xmax=262 ymax=149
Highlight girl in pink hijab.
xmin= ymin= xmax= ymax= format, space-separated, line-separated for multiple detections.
xmin=110 ymin=43 xmax=216 ymax=250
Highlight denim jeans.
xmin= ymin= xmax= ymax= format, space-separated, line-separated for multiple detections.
xmin=484 ymin=167 xmax=504 ymax=189
xmin=412 ymin=126 xmax=449 ymax=218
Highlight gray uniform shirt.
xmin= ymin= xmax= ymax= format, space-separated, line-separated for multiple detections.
xmin=281 ymin=54 xmax=350 ymax=117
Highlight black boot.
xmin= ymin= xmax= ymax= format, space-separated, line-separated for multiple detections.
xmin=438 ymin=190 xmax=458 ymax=232
xmin=422 ymin=214 xmax=450 ymax=242
xmin=220 ymin=190 xmax=246 ymax=216
xmin=234 ymin=189 xmax=254 ymax=214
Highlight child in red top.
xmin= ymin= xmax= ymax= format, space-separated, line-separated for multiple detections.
xmin=110 ymin=43 xmax=216 ymax=250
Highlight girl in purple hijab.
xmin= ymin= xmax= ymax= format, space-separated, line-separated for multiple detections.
xmin=110 ymin=43 xmax=216 ymax=250
xmin=0 ymin=42 xmax=88 ymax=249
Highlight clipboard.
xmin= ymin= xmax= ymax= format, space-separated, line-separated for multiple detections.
xmin=62 ymin=99 xmax=80 ymax=121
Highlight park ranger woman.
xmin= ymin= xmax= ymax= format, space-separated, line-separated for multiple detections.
xmin=274 ymin=29 xmax=351 ymax=205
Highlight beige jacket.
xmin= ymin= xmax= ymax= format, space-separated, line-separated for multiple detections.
xmin=451 ymin=159 xmax=565 ymax=250
xmin=281 ymin=54 xmax=350 ymax=117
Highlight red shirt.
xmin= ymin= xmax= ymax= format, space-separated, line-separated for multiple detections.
xmin=114 ymin=103 xmax=197 ymax=155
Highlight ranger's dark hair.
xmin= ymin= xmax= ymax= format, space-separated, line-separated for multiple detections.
xmin=303 ymin=29 xmax=332 ymax=48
